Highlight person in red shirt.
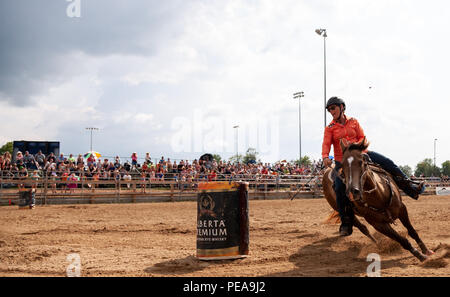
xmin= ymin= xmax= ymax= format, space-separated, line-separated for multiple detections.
xmin=322 ymin=97 xmax=425 ymax=236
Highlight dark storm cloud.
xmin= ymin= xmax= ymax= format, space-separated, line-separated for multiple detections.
xmin=0 ymin=0 xmax=192 ymax=106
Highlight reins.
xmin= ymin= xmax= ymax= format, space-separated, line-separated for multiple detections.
xmin=361 ymin=167 xmax=377 ymax=194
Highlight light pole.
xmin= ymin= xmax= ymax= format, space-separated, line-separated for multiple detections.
xmin=315 ymin=28 xmax=327 ymax=128
xmin=434 ymin=138 xmax=437 ymax=168
xmin=293 ymin=91 xmax=304 ymax=163
xmin=233 ymin=125 xmax=239 ymax=162
xmin=86 ymin=127 xmax=99 ymax=151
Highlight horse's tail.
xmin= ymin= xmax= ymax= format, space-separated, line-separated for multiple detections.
xmin=324 ymin=210 xmax=340 ymax=224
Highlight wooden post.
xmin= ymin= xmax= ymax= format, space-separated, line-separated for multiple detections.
xmin=264 ymin=183 xmax=268 ymax=200
xmin=81 ymin=172 xmax=84 ymax=202
xmin=43 ymin=173 xmax=48 ymax=205
xmin=170 ymin=183 xmax=174 ymax=202
xmin=0 ymin=171 xmax=3 ymax=203
xmin=117 ymin=177 xmax=121 ymax=203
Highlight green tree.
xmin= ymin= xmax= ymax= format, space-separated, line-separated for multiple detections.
xmin=229 ymin=154 xmax=243 ymax=164
xmin=399 ymin=165 xmax=413 ymax=177
xmin=243 ymin=148 xmax=259 ymax=164
xmin=294 ymin=155 xmax=312 ymax=167
xmin=0 ymin=141 xmax=13 ymax=155
xmin=212 ymin=154 xmax=222 ymax=163
xmin=442 ymin=160 xmax=450 ymax=176
xmin=414 ymin=158 xmax=441 ymax=177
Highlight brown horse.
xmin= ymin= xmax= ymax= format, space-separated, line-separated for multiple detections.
xmin=322 ymin=137 xmax=433 ymax=261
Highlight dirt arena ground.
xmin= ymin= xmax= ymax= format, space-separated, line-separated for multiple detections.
xmin=0 ymin=195 xmax=448 ymax=277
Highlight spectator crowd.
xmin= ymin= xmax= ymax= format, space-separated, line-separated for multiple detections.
xmin=0 ymin=150 xmax=323 ymax=185
xmin=1 ymin=150 xmax=449 ymax=193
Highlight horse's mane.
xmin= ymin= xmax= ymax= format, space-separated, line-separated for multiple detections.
xmin=344 ymin=139 xmax=369 ymax=153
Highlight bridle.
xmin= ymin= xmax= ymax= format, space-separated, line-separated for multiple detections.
xmin=343 ymin=153 xmax=377 ymax=200
xmin=343 ymin=152 xmax=395 ymax=219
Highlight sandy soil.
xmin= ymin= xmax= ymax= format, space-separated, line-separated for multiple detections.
xmin=0 ymin=195 xmax=448 ymax=277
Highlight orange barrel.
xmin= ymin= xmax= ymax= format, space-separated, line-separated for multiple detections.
xmin=196 ymin=181 xmax=249 ymax=260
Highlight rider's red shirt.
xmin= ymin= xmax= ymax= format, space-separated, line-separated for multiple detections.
xmin=322 ymin=115 xmax=365 ymax=162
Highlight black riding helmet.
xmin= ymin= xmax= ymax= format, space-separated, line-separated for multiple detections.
xmin=326 ymin=97 xmax=346 ymax=111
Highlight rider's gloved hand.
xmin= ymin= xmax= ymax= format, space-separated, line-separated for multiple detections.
xmin=323 ymin=157 xmax=332 ymax=168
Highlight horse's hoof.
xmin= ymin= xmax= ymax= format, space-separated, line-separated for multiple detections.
xmin=425 ymin=250 xmax=435 ymax=256
xmin=339 ymin=222 xmax=353 ymax=237
xmin=339 ymin=227 xmax=353 ymax=237
xmin=412 ymin=248 xmax=427 ymax=262
xmin=418 ymin=254 xmax=428 ymax=262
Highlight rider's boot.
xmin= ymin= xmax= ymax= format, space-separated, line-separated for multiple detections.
xmin=339 ymin=205 xmax=354 ymax=237
xmin=335 ymin=179 xmax=354 ymax=236
xmin=392 ymin=172 xmax=425 ymax=200
xmin=333 ymin=162 xmax=354 ymax=237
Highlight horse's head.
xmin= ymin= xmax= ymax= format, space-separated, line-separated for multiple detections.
xmin=340 ymin=137 xmax=370 ymax=200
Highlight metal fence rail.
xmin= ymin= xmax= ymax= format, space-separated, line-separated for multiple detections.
xmin=1 ymin=170 xmax=448 ymax=206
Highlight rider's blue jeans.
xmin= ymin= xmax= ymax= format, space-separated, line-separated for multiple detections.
xmin=367 ymin=151 xmax=407 ymax=178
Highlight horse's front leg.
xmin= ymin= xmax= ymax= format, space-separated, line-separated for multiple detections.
xmin=398 ymin=204 xmax=434 ymax=256
xmin=353 ymin=217 xmax=377 ymax=243
xmin=369 ymin=220 xmax=428 ymax=262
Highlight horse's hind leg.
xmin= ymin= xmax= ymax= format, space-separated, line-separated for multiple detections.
xmin=398 ymin=204 xmax=434 ymax=256
xmin=370 ymin=221 xmax=428 ymax=261
xmin=353 ymin=217 xmax=377 ymax=243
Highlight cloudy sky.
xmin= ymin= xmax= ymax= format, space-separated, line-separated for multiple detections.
xmin=0 ymin=0 xmax=448 ymax=168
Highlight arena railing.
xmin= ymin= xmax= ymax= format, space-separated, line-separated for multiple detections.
xmin=0 ymin=170 xmax=447 ymax=204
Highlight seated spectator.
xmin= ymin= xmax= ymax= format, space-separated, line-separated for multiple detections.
xmin=208 ymin=170 xmax=217 ymax=181
xmin=114 ymin=156 xmax=121 ymax=169
xmin=96 ymin=158 xmax=102 ymax=169
xmin=108 ymin=162 xmax=115 ymax=172
xmin=123 ymin=171 xmax=132 ymax=189
xmin=87 ymin=154 xmax=95 ymax=166
xmin=57 ymin=153 xmax=65 ymax=165
xmin=35 ymin=150 xmax=46 ymax=168
xmin=68 ymin=154 xmax=76 ymax=164
xmin=15 ymin=151 xmax=24 ymax=165
xmin=145 ymin=153 xmax=151 ymax=164
xmin=102 ymin=159 xmax=109 ymax=170
xmin=113 ymin=169 xmax=121 ymax=181
xmin=23 ymin=151 xmax=37 ymax=169
xmin=76 ymin=154 xmax=84 ymax=166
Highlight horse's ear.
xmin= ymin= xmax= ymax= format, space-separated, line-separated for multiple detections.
xmin=340 ymin=138 xmax=349 ymax=153
xmin=360 ymin=136 xmax=370 ymax=150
